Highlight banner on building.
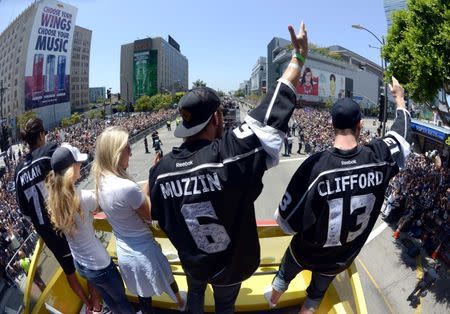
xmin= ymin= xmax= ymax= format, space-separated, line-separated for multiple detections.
xmin=296 ymin=67 xmax=347 ymax=98
xmin=24 ymin=0 xmax=77 ymax=110
xmin=133 ymin=50 xmax=157 ymax=99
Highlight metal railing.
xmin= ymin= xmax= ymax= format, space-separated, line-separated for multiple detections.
xmin=5 ymin=231 xmax=39 ymax=288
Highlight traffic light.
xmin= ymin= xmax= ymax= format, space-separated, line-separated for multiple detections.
xmin=118 ymin=93 xmax=121 ymax=101
xmin=107 ymin=89 xmax=111 ymax=99
xmin=378 ymin=94 xmax=385 ymax=122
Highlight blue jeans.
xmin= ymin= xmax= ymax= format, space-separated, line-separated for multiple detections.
xmin=186 ymin=275 xmax=241 ymax=314
xmin=272 ymin=248 xmax=336 ymax=310
xmin=75 ymin=259 xmax=135 ymax=314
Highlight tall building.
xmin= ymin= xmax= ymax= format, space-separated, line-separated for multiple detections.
xmin=120 ymin=36 xmax=188 ymax=102
xmin=238 ymin=80 xmax=250 ymax=95
xmin=266 ymin=37 xmax=290 ymax=89
xmin=250 ymin=57 xmax=267 ymax=95
xmin=0 ymin=0 xmax=91 ymax=131
xmin=384 ymin=0 xmax=407 ymax=28
xmin=70 ymin=26 xmax=92 ymax=112
xmin=270 ymin=44 xmax=383 ymax=109
xmin=89 ymin=87 xmax=105 ymax=103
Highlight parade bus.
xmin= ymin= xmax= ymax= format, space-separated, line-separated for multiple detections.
xmin=21 ymin=187 xmax=368 ymax=314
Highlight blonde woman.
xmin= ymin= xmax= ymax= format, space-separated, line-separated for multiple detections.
xmin=46 ymin=143 xmax=134 ymax=314
xmin=92 ymin=127 xmax=184 ymax=314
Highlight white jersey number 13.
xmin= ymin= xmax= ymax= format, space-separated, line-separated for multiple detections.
xmin=324 ymin=193 xmax=376 ymax=247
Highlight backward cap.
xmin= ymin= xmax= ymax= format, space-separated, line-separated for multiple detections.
xmin=174 ymin=87 xmax=221 ymax=138
xmin=51 ymin=143 xmax=88 ymax=174
xmin=331 ymin=97 xmax=362 ymax=129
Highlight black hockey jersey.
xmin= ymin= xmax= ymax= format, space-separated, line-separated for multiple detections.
xmin=276 ymin=108 xmax=412 ymax=274
xmin=15 ymin=143 xmax=57 ymax=228
xmin=149 ymin=79 xmax=297 ymax=285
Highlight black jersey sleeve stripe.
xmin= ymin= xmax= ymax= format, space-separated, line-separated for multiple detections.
xmin=389 ymin=108 xmax=411 ymax=139
xmin=263 ymin=81 xmax=283 ymax=124
xmin=381 ymin=108 xmax=412 ymax=169
xmin=275 ymin=208 xmax=296 ymax=234
xmin=383 ymin=131 xmax=411 ymax=169
xmin=248 ymin=79 xmax=296 ymax=134
xmin=245 ymin=115 xmax=285 ymax=168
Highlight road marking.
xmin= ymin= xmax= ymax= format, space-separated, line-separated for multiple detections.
xmin=356 ymin=257 xmax=395 ymax=314
xmin=415 ymin=256 xmax=423 ymax=314
xmin=365 ymin=222 xmax=388 ymax=246
xmin=279 ymin=157 xmax=307 ymax=163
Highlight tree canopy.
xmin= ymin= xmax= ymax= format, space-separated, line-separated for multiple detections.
xmin=382 ymin=0 xmax=450 ymax=125
xmin=17 ymin=111 xmax=37 ymax=130
xmin=192 ymin=79 xmax=207 ymax=88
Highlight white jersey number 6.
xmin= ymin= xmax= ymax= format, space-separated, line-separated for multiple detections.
xmin=181 ymin=201 xmax=231 ymax=253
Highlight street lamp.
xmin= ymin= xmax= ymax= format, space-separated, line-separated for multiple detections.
xmin=352 ymin=24 xmax=389 ymax=136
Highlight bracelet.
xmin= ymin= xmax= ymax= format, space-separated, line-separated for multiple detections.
xmin=292 ymin=51 xmax=305 ymax=63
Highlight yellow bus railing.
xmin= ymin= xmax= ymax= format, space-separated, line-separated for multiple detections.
xmin=24 ymin=217 xmax=368 ymax=313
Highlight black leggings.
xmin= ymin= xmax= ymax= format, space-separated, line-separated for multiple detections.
xmin=138 ymin=296 xmax=153 ymax=314
xmin=137 ymin=281 xmax=180 ymax=314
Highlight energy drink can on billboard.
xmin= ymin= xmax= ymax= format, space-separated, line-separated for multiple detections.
xmin=57 ymin=56 xmax=66 ymax=91
xmin=136 ymin=60 xmax=144 ymax=96
xmin=32 ymin=54 xmax=44 ymax=94
xmin=45 ymin=55 xmax=56 ymax=92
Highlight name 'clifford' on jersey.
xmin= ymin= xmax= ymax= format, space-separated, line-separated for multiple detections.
xmin=160 ymin=172 xmax=222 ymax=199
xmin=317 ymin=170 xmax=383 ymax=197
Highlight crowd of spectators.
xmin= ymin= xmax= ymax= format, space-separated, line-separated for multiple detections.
xmin=289 ymin=107 xmax=375 ymax=155
xmin=47 ymin=109 xmax=177 ymax=162
xmin=0 ymin=109 xmax=176 ymax=279
xmin=0 ymin=151 xmax=33 ymax=278
xmin=384 ymin=153 xmax=449 ymax=262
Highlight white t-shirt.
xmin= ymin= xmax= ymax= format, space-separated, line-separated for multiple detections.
xmin=98 ymin=175 xmax=149 ymax=239
xmin=65 ymin=190 xmax=111 ymax=270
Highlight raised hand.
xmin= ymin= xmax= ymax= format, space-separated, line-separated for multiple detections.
xmin=388 ymin=76 xmax=404 ymax=99
xmin=288 ymin=21 xmax=308 ymax=59
xmin=389 ymin=76 xmax=406 ymax=109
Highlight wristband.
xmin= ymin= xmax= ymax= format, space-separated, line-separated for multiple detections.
xmin=288 ymin=63 xmax=301 ymax=70
xmin=292 ymin=51 xmax=305 ymax=63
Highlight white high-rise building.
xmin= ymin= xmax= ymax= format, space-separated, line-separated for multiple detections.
xmin=384 ymin=0 xmax=407 ymax=29
xmin=0 ymin=0 xmax=91 ymax=132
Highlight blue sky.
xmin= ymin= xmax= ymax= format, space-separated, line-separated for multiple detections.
xmin=0 ymin=0 xmax=389 ymax=92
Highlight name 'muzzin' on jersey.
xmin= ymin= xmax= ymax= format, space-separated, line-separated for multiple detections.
xmin=276 ymin=108 xmax=412 ymax=275
xmin=149 ymin=79 xmax=297 ymax=286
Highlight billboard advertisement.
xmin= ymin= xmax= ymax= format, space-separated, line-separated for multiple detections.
xmin=24 ymin=0 xmax=77 ymax=110
xmin=296 ymin=67 xmax=346 ymax=98
xmin=133 ymin=50 xmax=157 ymax=98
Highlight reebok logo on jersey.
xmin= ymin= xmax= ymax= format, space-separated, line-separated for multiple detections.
xmin=176 ymin=160 xmax=194 ymax=168
xmin=341 ymin=159 xmax=357 ymax=165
